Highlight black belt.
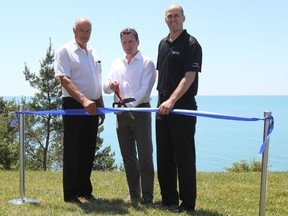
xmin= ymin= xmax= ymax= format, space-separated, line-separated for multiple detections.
xmin=63 ymin=97 xmax=99 ymax=101
xmin=136 ymin=102 xmax=150 ymax=107
xmin=159 ymin=92 xmax=196 ymax=98
xmin=63 ymin=97 xmax=101 ymax=106
xmin=159 ymin=92 xmax=171 ymax=97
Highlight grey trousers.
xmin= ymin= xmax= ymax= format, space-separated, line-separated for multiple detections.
xmin=116 ymin=109 xmax=154 ymax=201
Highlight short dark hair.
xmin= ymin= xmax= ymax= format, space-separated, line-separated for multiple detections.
xmin=120 ymin=28 xmax=139 ymax=41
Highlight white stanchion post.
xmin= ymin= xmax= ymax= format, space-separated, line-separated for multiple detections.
xmin=9 ymin=104 xmax=38 ymax=204
xmin=259 ymin=111 xmax=272 ymax=216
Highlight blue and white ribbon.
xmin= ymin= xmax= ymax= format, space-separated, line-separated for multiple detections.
xmin=10 ymin=107 xmax=274 ymax=154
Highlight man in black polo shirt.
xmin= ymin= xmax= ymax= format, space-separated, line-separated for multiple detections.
xmin=156 ymin=4 xmax=202 ymax=213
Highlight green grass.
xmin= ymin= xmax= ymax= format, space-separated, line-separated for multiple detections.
xmin=0 ymin=171 xmax=287 ymax=215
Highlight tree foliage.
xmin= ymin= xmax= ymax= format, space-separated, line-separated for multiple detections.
xmin=23 ymin=39 xmax=62 ymax=170
xmin=21 ymin=39 xmax=117 ymax=171
xmin=224 ymin=159 xmax=262 ymax=172
xmin=93 ymin=126 xmax=118 ymax=171
xmin=0 ymin=97 xmax=19 ymax=170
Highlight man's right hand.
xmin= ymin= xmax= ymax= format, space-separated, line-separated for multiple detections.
xmin=83 ymin=99 xmax=97 ymax=115
xmin=109 ymin=80 xmax=120 ymax=91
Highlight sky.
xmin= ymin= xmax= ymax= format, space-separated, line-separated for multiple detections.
xmin=1 ymin=0 xmax=287 ymax=96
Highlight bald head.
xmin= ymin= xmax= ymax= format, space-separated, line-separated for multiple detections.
xmin=165 ymin=4 xmax=185 ymax=35
xmin=166 ymin=4 xmax=184 ymax=16
xmin=74 ymin=17 xmax=92 ymax=30
xmin=73 ymin=17 xmax=92 ymax=49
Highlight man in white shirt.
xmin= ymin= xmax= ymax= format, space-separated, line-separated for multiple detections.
xmin=55 ymin=17 xmax=105 ymax=203
xmin=103 ymin=28 xmax=156 ymax=204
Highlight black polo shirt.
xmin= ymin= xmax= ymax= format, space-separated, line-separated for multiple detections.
xmin=156 ymin=30 xmax=202 ymax=96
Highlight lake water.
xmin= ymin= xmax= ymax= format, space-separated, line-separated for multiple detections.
xmin=4 ymin=95 xmax=288 ymax=172
xmin=102 ymin=95 xmax=287 ymax=172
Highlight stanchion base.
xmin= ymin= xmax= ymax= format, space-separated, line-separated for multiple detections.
xmin=9 ymin=198 xmax=39 ymax=205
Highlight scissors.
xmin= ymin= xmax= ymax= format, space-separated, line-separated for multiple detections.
xmin=113 ymin=87 xmax=136 ymax=120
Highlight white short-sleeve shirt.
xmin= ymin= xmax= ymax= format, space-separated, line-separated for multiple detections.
xmin=55 ymin=40 xmax=102 ymax=100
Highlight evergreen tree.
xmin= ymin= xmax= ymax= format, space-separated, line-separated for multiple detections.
xmin=93 ymin=126 xmax=118 ymax=171
xmin=23 ymin=39 xmax=117 ymax=171
xmin=23 ymin=39 xmax=62 ymax=170
xmin=0 ymin=97 xmax=19 ymax=170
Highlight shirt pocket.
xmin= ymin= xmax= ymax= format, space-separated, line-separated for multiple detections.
xmin=95 ymin=61 xmax=102 ymax=74
xmin=70 ymin=56 xmax=82 ymax=72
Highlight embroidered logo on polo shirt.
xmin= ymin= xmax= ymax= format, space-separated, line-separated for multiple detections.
xmin=171 ymin=51 xmax=180 ymax=55
xmin=192 ymin=62 xmax=200 ymax=68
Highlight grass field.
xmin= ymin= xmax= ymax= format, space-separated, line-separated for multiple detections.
xmin=0 ymin=171 xmax=287 ymax=215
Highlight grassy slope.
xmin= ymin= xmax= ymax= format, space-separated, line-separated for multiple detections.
xmin=0 ymin=171 xmax=287 ymax=216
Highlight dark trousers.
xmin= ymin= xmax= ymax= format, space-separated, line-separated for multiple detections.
xmin=156 ymin=94 xmax=197 ymax=209
xmin=62 ymin=97 xmax=99 ymax=200
xmin=116 ymin=102 xmax=154 ymax=201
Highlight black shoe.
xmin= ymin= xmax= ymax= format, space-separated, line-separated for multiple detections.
xmin=141 ymin=199 xmax=153 ymax=205
xmin=154 ymin=201 xmax=179 ymax=209
xmin=64 ymin=196 xmax=82 ymax=204
xmin=172 ymin=204 xmax=195 ymax=213
xmin=125 ymin=195 xmax=140 ymax=203
xmin=81 ymin=194 xmax=99 ymax=202
xmin=173 ymin=206 xmax=185 ymax=213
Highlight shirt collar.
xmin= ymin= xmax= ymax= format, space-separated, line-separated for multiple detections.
xmin=71 ymin=40 xmax=92 ymax=52
xmin=165 ymin=29 xmax=187 ymax=43
xmin=123 ymin=50 xmax=142 ymax=61
xmin=134 ymin=51 xmax=142 ymax=60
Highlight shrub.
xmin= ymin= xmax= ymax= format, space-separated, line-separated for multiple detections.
xmin=225 ymin=159 xmax=262 ymax=172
